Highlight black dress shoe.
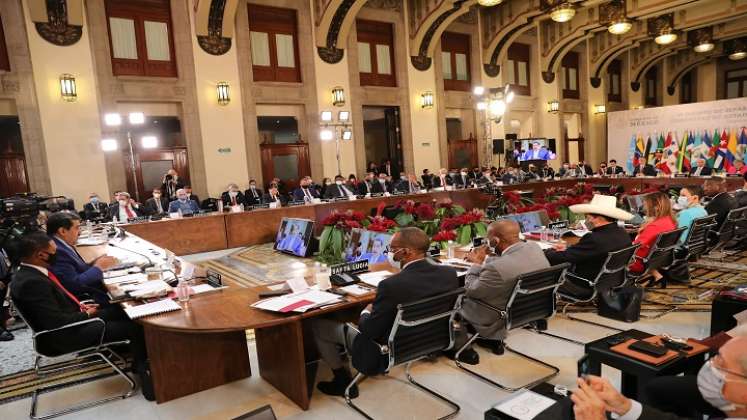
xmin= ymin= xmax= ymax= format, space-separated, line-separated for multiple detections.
xmin=457 ymin=348 xmax=480 ymax=365
xmin=317 ymin=368 xmax=358 ymax=398
xmin=476 ymin=338 xmax=504 ymax=355
xmin=136 ymin=362 xmax=155 ymax=401
xmin=0 ymin=330 xmax=13 ymax=341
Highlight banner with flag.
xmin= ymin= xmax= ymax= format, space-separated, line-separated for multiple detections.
xmin=738 ymin=127 xmax=747 ymax=162
xmin=627 ymin=134 xmax=639 ymax=173
xmin=677 ymin=130 xmax=692 ymax=172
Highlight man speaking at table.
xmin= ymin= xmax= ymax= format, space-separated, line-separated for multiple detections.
xmin=310 ymin=227 xmax=459 ymax=398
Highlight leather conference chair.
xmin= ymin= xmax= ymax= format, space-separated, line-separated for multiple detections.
xmin=454 ymin=264 xmax=568 ymax=392
xmin=10 ymin=290 xmax=136 ymax=419
xmin=343 ymin=288 xmax=465 ymax=420
xmin=629 ymin=227 xmax=687 ymax=289
xmin=663 ymin=215 xmax=718 ymax=283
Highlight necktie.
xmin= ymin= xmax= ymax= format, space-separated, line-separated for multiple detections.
xmin=124 ymin=205 xmax=135 ymax=219
xmin=252 ymin=189 xmax=258 ymax=198
xmin=48 ymin=271 xmax=85 ymax=311
xmin=304 ymin=188 xmax=311 ymax=200
xmin=156 ymin=199 xmax=163 ymax=213
xmin=338 ymin=185 xmax=344 ymax=197
xmin=231 ymin=195 xmax=237 ymax=205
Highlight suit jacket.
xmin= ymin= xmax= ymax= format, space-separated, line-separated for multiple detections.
xmin=82 ymin=202 xmax=108 ymax=220
xmin=379 ymin=164 xmax=393 ymax=177
xmin=352 ymin=260 xmax=459 ymax=374
xmin=432 ymin=175 xmax=452 ymax=188
xmin=144 ymin=196 xmax=169 ymax=215
xmin=221 ymin=191 xmax=246 ymax=207
xmin=243 ymin=188 xmax=264 ymax=205
xmin=501 ymin=173 xmax=517 ymax=184
xmin=395 ymin=180 xmax=422 ymax=194
xmin=522 ymin=149 xmax=551 ymax=160
xmin=107 ymin=203 xmax=144 ymax=222
xmin=371 ymin=180 xmax=390 ymax=194
xmin=606 ymin=166 xmax=625 ymax=175
xmin=357 ymin=180 xmax=375 ymax=195
xmin=705 ymin=192 xmax=738 ymax=228
xmin=462 ymin=242 xmax=550 ymax=339
xmin=292 ymin=187 xmax=320 ymax=201
xmin=581 ymin=164 xmax=594 ymax=176
xmin=161 ymin=180 xmax=184 ymax=200
xmin=263 ymin=193 xmax=287 ymax=207
xmin=49 ymin=237 xmax=107 ymax=304
xmin=324 ymin=183 xmax=356 ymax=199
xmin=690 ymin=166 xmax=713 ymax=176
xmin=633 ymin=164 xmax=657 ymax=177
xmin=544 ymin=222 xmax=632 ymax=296
xmin=736 ymin=189 xmax=747 ymax=208
xmin=455 ymin=174 xmax=472 ymax=188
xmin=421 ymin=174 xmax=433 ymax=189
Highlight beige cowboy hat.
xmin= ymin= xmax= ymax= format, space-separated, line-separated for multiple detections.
xmin=569 ymin=194 xmax=633 ymax=221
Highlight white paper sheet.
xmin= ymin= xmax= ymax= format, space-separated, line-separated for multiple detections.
xmin=104 ymin=273 xmax=147 ymax=285
xmin=251 ymin=289 xmax=341 ymax=313
xmin=358 ymin=271 xmax=391 ymax=287
xmin=494 ymin=390 xmax=556 ymax=420
xmin=339 ymin=284 xmax=374 ymax=296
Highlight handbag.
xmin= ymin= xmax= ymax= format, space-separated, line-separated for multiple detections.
xmin=597 ymin=285 xmax=643 ymax=322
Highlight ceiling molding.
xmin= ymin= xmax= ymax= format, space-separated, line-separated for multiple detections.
xmin=315 ymin=0 xmax=368 ymax=64
xmin=29 ymin=0 xmax=83 ymax=46
xmin=195 ymin=0 xmax=239 ymax=55
xmin=409 ymin=0 xmax=477 ymax=71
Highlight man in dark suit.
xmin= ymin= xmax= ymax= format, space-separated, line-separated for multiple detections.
xmin=292 ymin=176 xmax=321 ymax=202
xmin=394 ymin=174 xmax=423 ymax=194
xmin=703 ymin=177 xmax=737 ymax=228
xmin=455 ymin=168 xmax=472 ymax=188
xmin=244 ymin=179 xmax=264 ymax=206
xmin=544 ymin=195 xmax=633 ymax=298
xmin=221 ymin=183 xmax=245 ymax=208
xmin=324 ymin=175 xmax=356 ymax=199
xmin=47 ymin=213 xmax=117 ymax=305
xmin=143 ymin=188 xmax=169 ymax=216
xmin=379 ymin=159 xmax=393 ymax=178
xmin=372 ymin=173 xmax=391 ymax=194
xmin=606 ymin=159 xmax=626 ymax=176
xmin=579 ymin=161 xmax=594 ymax=176
xmin=736 ymin=172 xmax=747 ymax=207
xmin=432 ymin=168 xmax=452 ymax=189
xmin=82 ymin=193 xmax=108 ymax=221
xmin=310 ymin=228 xmax=459 ymax=397
xmin=358 ymin=172 xmax=376 ymax=195
xmin=690 ymin=158 xmax=713 ymax=176
xmin=633 ymin=162 xmax=657 ymax=177
xmin=108 ymin=192 xmax=144 ymax=223
xmin=10 ymin=232 xmax=153 ymax=399
xmin=421 ymin=169 xmax=433 ymax=189
xmin=184 ymin=186 xmax=199 ymax=205
xmin=263 ymin=186 xmax=287 ymax=207
xmin=161 ymin=169 xmax=183 ymax=201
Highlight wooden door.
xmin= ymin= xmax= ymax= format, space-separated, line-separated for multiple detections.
xmin=124 ymin=147 xmax=189 ymax=202
xmin=384 ymin=108 xmax=403 ymax=176
xmin=0 ymin=156 xmax=29 ymax=198
xmin=259 ymin=143 xmax=311 ymax=192
xmin=448 ymin=136 xmax=478 ymax=169
xmin=563 ymin=135 xmax=585 ymax=163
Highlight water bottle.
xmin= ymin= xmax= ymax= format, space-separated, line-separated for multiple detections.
xmin=176 ymin=279 xmax=190 ymax=302
xmin=447 ymin=240 xmax=455 ymax=259
xmin=316 ymin=264 xmax=331 ymax=290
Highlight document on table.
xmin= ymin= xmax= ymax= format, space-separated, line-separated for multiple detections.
xmin=339 ymin=284 xmax=374 ymax=296
xmin=124 ymin=299 xmax=181 ymax=320
xmin=252 ymin=289 xmax=342 ymax=313
xmin=122 ymin=280 xmax=172 ymax=298
xmin=190 ymin=283 xmax=226 ymax=294
xmin=358 ymin=271 xmax=391 ymax=287
xmin=493 ymin=389 xmax=556 ymax=420
xmin=104 ymin=272 xmax=147 ymax=285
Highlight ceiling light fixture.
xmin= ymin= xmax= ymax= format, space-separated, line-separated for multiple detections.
xmin=477 ymin=0 xmax=503 ymax=6
xmin=655 ymin=30 xmax=677 ymax=45
xmin=550 ymin=3 xmax=575 ymax=23
xmin=693 ymin=42 xmax=714 ymax=53
xmin=730 ymin=50 xmax=747 ymax=61
xmin=727 ymin=38 xmax=747 ymax=61
xmin=608 ymin=19 xmax=632 ymax=35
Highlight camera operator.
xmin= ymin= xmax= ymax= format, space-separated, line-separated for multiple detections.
xmin=161 ymin=169 xmax=183 ymax=202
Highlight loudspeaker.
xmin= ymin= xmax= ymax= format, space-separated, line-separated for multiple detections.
xmin=548 ymin=138 xmax=556 ymax=152
xmin=505 ymin=133 xmax=518 ymax=140
xmin=492 ymin=139 xmax=504 ymax=154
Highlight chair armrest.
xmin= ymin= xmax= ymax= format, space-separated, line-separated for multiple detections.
xmin=79 ymin=299 xmax=95 ymax=305
xmin=469 ymin=298 xmax=507 ymax=319
xmin=345 ymin=322 xmax=389 ymax=355
xmin=34 ymin=318 xmax=106 ymax=348
xmin=564 ymin=271 xmax=594 ymax=286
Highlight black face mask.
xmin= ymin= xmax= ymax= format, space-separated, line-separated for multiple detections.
xmin=165 ymin=175 xmax=173 ymax=181
xmin=45 ymin=252 xmax=58 ymax=266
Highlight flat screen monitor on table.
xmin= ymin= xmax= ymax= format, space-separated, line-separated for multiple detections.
xmin=344 ymin=228 xmax=393 ymax=264
xmin=274 ymin=218 xmax=314 ymax=257
xmin=502 ymin=210 xmax=550 ymax=233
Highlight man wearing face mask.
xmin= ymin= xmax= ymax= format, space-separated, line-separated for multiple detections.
xmin=221 ymin=183 xmax=246 ymax=208
xmin=168 ymin=189 xmax=200 ymax=214
xmin=144 ymin=188 xmax=169 ymax=215
xmin=432 ymin=168 xmax=453 ymax=189
xmin=292 ymin=177 xmax=320 ymax=202
xmin=358 ymin=172 xmax=376 ymax=195
xmin=544 ymin=195 xmax=633 ymax=298
xmin=83 ymin=193 xmax=108 ymax=221
xmin=455 ymin=167 xmax=472 ymax=189
xmin=161 ymin=169 xmax=183 ymax=201
xmin=244 ymin=179 xmax=264 ymax=206
xmin=324 ymin=175 xmax=356 ymax=199
xmin=372 ymin=173 xmax=391 ymax=194
xmin=454 ymin=220 xmax=550 ymax=363
xmin=107 ymin=192 xmax=143 ymax=223
xmin=570 ymin=337 xmax=747 ymax=420
xmin=263 ymin=186 xmax=286 ymax=207
xmin=310 ymin=228 xmax=458 ymax=397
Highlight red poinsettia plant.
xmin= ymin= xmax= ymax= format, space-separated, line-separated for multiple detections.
xmin=393 ymin=199 xmax=439 ymax=235
xmin=318 ymin=210 xmax=369 ymax=265
xmin=431 ymin=229 xmax=457 ymax=250
xmin=492 ymin=190 xmax=535 ymax=215
xmin=367 ymin=216 xmax=396 ymax=233
xmin=439 ymin=208 xmax=487 ymax=245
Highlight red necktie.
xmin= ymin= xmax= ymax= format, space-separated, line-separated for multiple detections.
xmin=48 ymin=271 xmax=85 ymax=312
xmin=231 ymin=196 xmax=237 ymax=205
xmin=124 ymin=205 xmax=135 ymax=218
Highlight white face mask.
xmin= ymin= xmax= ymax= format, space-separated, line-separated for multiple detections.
xmin=118 ymin=199 xmax=128 ymax=206
xmin=229 ymin=191 xmax=238 ymax=197
xmin=676 ymin=195 xmax=690 ymax=208
xmin=461 ymin=172 xmax=468 ymax=176
xmin=697 ymin=360 xmax=746 ymax=412
xmin=335 ymin=180 xmax=343 ymax=185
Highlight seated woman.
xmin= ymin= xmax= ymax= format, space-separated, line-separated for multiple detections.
xmin=629 ymin=192 xmax=677 ymax=275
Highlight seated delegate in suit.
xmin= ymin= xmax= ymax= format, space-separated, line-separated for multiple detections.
xmin=292 ymin=177 xmax=321 ymax=202
xmin=221 ymin=183 xmax=245 ymax=208
xmin=454 ymin=168 xmax=472 ymax=188
xmin=108 ymin=192 xmax=143 ymax=223
xmin=606 ymin=159 xmax=626 ymax=176
xmin=628 ymin=192 xmax=677 ymax=276
xmin=357 ymin=173 xmax=376 ymax=196
xmin=633 ymin=162 xmax=657 ymax=177
xmin=310 ymin=228 xmax=458 ymax=397
xmin=703 ymin=177 xmax=737 ymax=229
xmin=729 ymin=159 xmax=747 ymax=175
xmin=82 ymin=193 xmax=108 ymax=221
xmin=544 ymin=195 xmax=633 ymax=298
xmin=184 ymin=186 xmax=200 ymax=205
xmin=395 ymin=174 xmax=423 ymax=194
xmin=10 ymin=232 xmax=153 ymax=398
xmin=324 ymin=175 xmax=357 ymax=199
xmin=372 ymin=173 xmax=391 ymax=194
xmin=456 ymin=220 xmax=550 ymax=364
xmin=432 ymin=168 xmax=453 ymax=189
xmin=168 ymin=189 xmax=200 ymax=215
xmin=244 ymin=179 xmax=264 ymax=206
xmin=143 ymin=188 xmax=169 ymax=216
xmin=263 ymin=186 xmax=287 ymax=206
xmin=47 ymin=212 xmax=118 ymax=305
xmin=421 ymin=169 xmax=433 ymax=189
xmin=690 ymin=158 xmax=713 ymax=176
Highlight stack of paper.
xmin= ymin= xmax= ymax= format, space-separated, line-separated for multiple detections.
xmin=121 ymin=280 xmax=172 ymax=298
xmin=252 ymin=289 xmax=341 ymax=313
xmin=104 ymin=273 xmax=147 ymax=285
xmin=358 ymin=271 xmax=391 ymax=287
xmin=124 ymin=299 xmax=181 ymax=320
xmin=339 ymin=284 xmax=374 ymax=296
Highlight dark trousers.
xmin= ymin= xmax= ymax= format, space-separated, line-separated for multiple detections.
xmin=642 ymin=375 xmax=724 ymax=418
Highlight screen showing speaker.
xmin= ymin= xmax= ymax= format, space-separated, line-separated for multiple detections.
xmin=518 ymin=138 xmax=557 ymax=161
xmin=274 ymin=218 xmax=315 ymax=257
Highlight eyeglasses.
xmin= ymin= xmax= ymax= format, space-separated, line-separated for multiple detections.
xmin=712 ymin=354 xmax=747 ymax=382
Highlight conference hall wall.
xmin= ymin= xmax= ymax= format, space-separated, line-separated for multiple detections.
xmin=607 ymin=98 xmax=747 ymax=173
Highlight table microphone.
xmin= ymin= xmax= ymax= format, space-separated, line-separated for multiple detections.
xmin=108 ymin=242 xmax=155 ymax=269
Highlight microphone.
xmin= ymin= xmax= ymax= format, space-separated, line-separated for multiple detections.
xmin=108 ymin=242 xmax=155 ymax=269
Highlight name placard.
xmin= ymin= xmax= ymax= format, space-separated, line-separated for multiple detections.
xmin=252 ymin=203 xmax=270 ymax=209
xmin=674 ymin=173 xmax=689 ymax=178
xmin=330 ymin=260 xmax=369 ymax=275
xmin=726 ymin=173 xmax=742 ymax=178
xmin=288 ymin=201 xmax=305 ymax=207
xmin=126 ymin=216 xmax=149 ymax=224
xmin=206 ymin=269 xmax=223 ymax=287
xmin=370 ymin=193 xmax=384 ymax=197
xmin=333 ymin=196 xmax=349 ymax=202
xmin=548 ymin=220 xmax=569 ymax=230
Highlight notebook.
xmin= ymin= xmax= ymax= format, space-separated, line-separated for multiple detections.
xmin=124 ymin=299 xmax=181 ymax=319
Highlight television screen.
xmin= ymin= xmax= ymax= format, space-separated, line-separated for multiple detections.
xmin=274 ymin=218 xmax=314 ymax=257
xmin=502 ymin=210 xmax=550 ymax=233
xmin=518 ymin=138 xmax=557 ymax=161
xmin=344 ymin=228 xmax=393 ymax=264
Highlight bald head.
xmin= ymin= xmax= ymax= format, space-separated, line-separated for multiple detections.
xmin=721 ymin=336 xmax=747 ymax=375
xmin=487 ymin=219 xmax=521 ymax=252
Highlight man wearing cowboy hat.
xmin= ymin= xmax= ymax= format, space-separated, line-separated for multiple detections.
xmin=544 ymin=194 xmax=634 ymax=298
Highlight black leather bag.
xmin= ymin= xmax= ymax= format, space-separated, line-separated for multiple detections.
xmin=597 ymin=286 xmax=642 ymax=323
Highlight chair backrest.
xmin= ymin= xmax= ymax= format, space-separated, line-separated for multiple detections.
xmin=592 ymin=243 xmax=641 ymax=290
xmin=734 ymin=206 xmax=747 ymax=243
xmin=387 ymin=288 xmax=464 ymax=369
xmin=506 ymin=263 xmax=569 ymax=330
xmin=683 ymin=214 xmax=718 ymax=258
xmin=712 ymin=206 xmax=746 ymax=245
xmin=642 ymin=227 xmax=687 ymax=271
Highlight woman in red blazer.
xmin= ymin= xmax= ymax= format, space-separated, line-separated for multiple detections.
xmin=629 ymin=192 xmax=677 ymax=274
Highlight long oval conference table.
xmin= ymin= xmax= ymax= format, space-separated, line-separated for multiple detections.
xmin=83 ymin=176 xmax=741 ymax=409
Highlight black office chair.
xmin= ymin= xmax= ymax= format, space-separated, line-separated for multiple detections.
xmin=454 ymin=264 xmax=568 ymax=392
xmin=10 ymin=292 xmax=136 ymax=419
xmin=661 ymin=215 xmax=718 ymax=282
xmin=630 ymin=227 xmax=687 ymax=288
xmin=344 ymin=288 xmax=464 ymax=420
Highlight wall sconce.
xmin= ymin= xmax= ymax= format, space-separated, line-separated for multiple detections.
xmin=59 ymin=74 xmax=77 ymax=102
xmin=338 ymin=111 xmax=350 ymax=122
xmin=547 ymin=100 xmax=560 ymax=113
xmin=594 ymin=104 xmax=607 ymax=114
xmin=217 ymin=81 xmax=230 ymax=106
xmin=100 ymin=138 xmax=118 ymax=151
xmin=332 ymin=86 xmax=345 ymax=107
xmin=421 ymin=91 xmax=434 ymax=109
xmin=342 ymin=129 xmax=353 ymax=140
